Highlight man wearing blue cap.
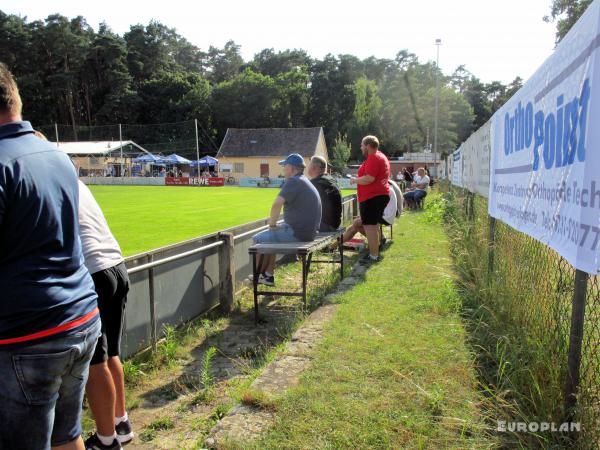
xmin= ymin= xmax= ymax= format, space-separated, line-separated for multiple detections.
xmin=252 ymin=153 xmax=321 ymax=286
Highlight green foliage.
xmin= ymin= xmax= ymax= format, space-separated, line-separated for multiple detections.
xmin=421 ymin=192 xmax=449 ymax=224
xmin=451 ymin=65 xmax=523 ymax=130
xmin=238 ymin=210 xmax=497 ymax=449
xmin=545 ymin=0 xmax=593 ymax=43
xmin=154 ymin=324 xmax=179 ymax=367
xmin=211 ymin=68 xmax=280 ymax=130
xmin=140 ymin=417 xmax=175 ymax=442
xmin=0 ymin=11 xmax=534 ymax=156
xmin=200 ymin=346 xmax=217 ymax=389
xmin=205 ymin=40 xmax=244 ymax=84
xmin=440 ymin=186 xmax=589 ymax=448
xmin=122 ymin=359 xmax=146 ymax=386
xmin=352 ymin=78 xmax=381 ymax=129
xmin=347 ymin=78 xmax=382 ymax=156
xmin=329 ymin=133 xmax=352 ymax=174
xmin=240 ymin=389 xmax=277 ymax=411
xmin=377 ymin=56 xmax=475 ymax=156
xmin=250 ymin=48 xmax=311 ymax=77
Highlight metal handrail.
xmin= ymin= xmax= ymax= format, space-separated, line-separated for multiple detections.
xmin=127 ymin=194 xmax=357 ymax=272
xmin=233 ymin=225 xmax=269 ymax=242
xmin=233 ymin=219 xmax=284 ymax=242
xmin=127 ymin=240 xmax=224 ymax=275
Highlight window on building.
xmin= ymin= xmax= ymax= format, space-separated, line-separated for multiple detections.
xmin=234 ymin=163 xmax=244 ymax=173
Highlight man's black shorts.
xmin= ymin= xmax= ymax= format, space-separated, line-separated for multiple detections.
xmin=90 ymin=261 xmax=129 ymax=365
xmin=359 ymin=195 xmax=389 ymax=226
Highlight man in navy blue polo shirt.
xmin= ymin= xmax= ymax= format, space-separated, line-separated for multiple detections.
xmin=0 ymin=63 xmax=101 ymax=450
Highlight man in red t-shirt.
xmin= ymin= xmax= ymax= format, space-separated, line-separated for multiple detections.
xmin=349 ymin=135 xmax=390 ymax=264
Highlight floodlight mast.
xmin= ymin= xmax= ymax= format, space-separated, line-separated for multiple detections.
xmin=433 ymin=38 xmax=442 ymax=178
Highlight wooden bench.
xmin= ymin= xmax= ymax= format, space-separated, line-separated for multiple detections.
xmin=248 ymin=229 xmax=345 ymax=323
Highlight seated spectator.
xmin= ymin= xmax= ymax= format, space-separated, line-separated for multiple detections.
xmin=307 ymin=155 xmax=342 ymax=232
xmin=78 ymin=180 xmax=134 ymax=449
xmin=0 ymin=62 xmax=100 ymax=450
xmin=404 ymin=167 xmax=430 ymax=208
xmin=343 ymin=184 xmax=397 ymax=250
xmin=252 ymin=153 xmax=321 ymax=286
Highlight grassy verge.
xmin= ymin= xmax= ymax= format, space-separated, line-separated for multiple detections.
xmin=227 ymin=195 xmax=498 ymax=449
xmin=439 ymin=184 xmax=598 ymax=449
xmin=82 ymin=244 xmax=359 ymax=447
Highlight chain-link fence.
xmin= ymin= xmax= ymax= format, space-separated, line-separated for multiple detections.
xmin=439 ymin=182 xmax=599 ymax=449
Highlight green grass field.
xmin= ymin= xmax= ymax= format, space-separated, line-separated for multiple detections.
xmin=230 ymin=197 xmax=497 ymax=449
xmin=89 ymin=185 xmax=355 ymax=256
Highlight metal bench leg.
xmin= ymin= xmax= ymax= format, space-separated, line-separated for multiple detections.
xmin=253 ymin=253 xmax=259 ymax=324
xmin=390 ymin=224 xmax=393 ymax=239
xmin=306 ymin=253 xmax=313 ymax=274
xmin=301 ymin=254 xmax=308 ymax=310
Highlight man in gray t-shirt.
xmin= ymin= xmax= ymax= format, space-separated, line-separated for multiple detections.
xmin=279 ymin=173 xmax=321 ymax=241
xmin=252 ymin=153 xmax=321 ymax=286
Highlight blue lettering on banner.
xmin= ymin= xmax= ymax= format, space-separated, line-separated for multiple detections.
xmin=502 ymin=79 xmax=591 ymax=171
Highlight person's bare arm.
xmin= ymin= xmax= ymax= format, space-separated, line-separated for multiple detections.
xmin=350 ymin=174 xmax=375 ymax=185
xmin=415 ymin=181 xmax=428 ymax=189
xmin=268 ymin=196 xmax=285 ymax=227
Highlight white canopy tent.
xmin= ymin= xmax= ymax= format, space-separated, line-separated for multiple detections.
xmin=56 ymin=141 xmax=152 ymax=177
xmin=55 ymin=140 xmax=151 ymax=156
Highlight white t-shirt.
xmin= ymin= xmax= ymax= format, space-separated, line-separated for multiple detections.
xmin=78 ymin=180 xmax=124 ymax=274
xmin=382 ymin=187 xmax=398 ymax=225
xmin=414 ymin=175 xmax=430 ymax=191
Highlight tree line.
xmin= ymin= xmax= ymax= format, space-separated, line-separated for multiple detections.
xmin=1 ymin=11 xmax=528 ymax=160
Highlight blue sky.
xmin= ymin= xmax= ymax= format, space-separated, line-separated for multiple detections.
xmin=4 ymin=0 xmax=558 ymax=84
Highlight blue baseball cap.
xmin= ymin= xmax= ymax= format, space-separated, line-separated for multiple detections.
xmin=278 ymin=153 xmax=306 ymax=168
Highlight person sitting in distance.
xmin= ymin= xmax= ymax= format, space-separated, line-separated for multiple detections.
xmin=404 ymin=167 xmax=430 ymax=209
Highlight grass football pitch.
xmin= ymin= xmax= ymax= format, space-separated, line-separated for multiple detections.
xmin=89 ymin=185 xmax=354 ymax=256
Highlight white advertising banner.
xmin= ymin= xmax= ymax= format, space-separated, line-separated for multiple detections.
xmin=489 ymin=0 xmax=600 ymax=274
xmin=451 ymin=146 xmax=463 ymax=187
xmin=462 ymin=121 xmax=491 ymax=198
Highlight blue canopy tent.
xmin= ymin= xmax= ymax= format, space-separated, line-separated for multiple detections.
xmin=189 ymin=156 xmax=219 ymax=167
xmin=165 ymin=154 xmax=192 ymax=165
xmin=132 ymin=153 xmax=167 ymax=164
xmin=132 ymin=153 xmax=169 ymax=177
xmin=190 ymin=156 xmax=219 ymax=177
